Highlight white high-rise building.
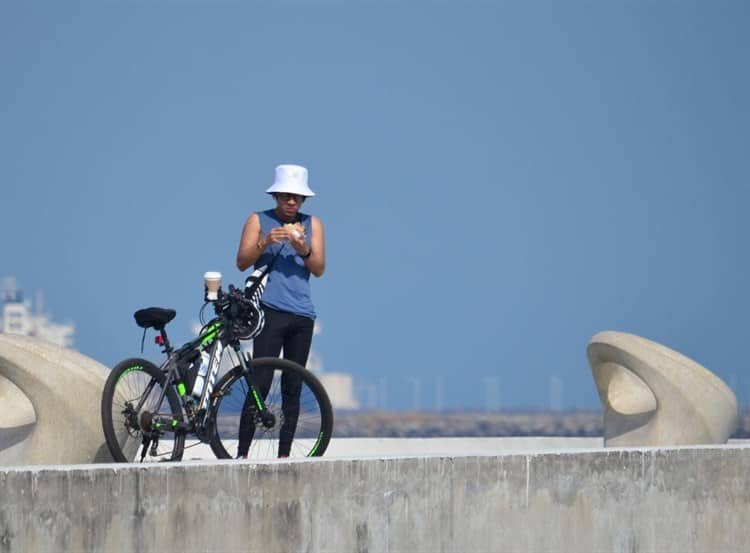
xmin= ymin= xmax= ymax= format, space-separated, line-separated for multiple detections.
xmin=1 ymin=277 xmax=75 ymax=349
xmin=307 ymin=321 xmax=359 ymax=411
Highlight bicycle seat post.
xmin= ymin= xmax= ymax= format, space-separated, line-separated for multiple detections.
xmin=158 ymin=327 xmax=173 ymax=354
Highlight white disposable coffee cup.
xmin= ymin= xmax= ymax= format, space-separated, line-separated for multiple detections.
xmin=204 ymin=271 xmax=222 ymax=301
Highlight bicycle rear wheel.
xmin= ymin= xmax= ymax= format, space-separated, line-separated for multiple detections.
xmin=209 ymin=357 xmax=333 ymax=460
xmin=101 ymin=358 xmax=185 ymax=463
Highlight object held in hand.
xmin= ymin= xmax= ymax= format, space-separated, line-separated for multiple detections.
xmin=284 ymin=222 xmax=305 ymax=240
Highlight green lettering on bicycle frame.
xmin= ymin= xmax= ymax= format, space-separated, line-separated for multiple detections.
xmin=200 ymin=322 xmax=223 ymax=347
xmin=251 ymin=389 xmax=264 ymax=411
xmin=308 ymin=431 xmax=325 ymax=457
xmin=116 ymin=365 xmax=143 ymax=384
xmin=177 ymin=382 xmax=187 ymax=396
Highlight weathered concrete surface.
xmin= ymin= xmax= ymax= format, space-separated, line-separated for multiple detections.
xmin=178 ymin=437 xmax=606 ymax=461
xmin=0 ymin=334 xmax=114 ymax=465
xmin=1 ymin=444 xmax=749 ymax=553
xmin=588 ymin=331 xmax=738 ymax=447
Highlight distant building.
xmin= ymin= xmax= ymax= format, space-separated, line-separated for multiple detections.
xmin=316 ymin=372 xmax=359 ymax=410
xmin=306 ymin=322 xmax=359 ymax=411
xmin=1 ymin=276 xmax=75 ymax=349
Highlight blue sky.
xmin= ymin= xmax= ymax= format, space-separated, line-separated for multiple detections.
xmin=2 ymin=0 xmax=748 ymax=411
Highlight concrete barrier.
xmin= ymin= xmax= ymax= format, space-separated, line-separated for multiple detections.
xmin=179 ymin=436 xmax=606 ymax=460
xmin=1 ymin=442 xmax=749 ymax=552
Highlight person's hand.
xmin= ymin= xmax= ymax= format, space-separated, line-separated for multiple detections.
xmin=263 ymin=226 xmax=290 ymax=246
xmin=278 ymin=223 xmax=308 ymax=255
xmin=288 ymin=229 xmax=308 ymax=255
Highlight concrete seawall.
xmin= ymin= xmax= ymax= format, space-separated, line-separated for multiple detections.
xmin=2 ymin=442 xmax=749 ymax=552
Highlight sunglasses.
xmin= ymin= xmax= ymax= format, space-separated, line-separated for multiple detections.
xmin=275 ymin=193 xmax=304 ymax=203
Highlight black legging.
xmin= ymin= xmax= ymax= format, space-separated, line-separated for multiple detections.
xmin=237 ymin=306 xmax=314 ymax=457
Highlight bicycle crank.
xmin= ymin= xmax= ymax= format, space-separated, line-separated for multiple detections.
xmin=146 ymin=412 xmax=192 ymax=436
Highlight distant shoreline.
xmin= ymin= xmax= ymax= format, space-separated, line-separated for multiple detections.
xmin=330 ymin=409 xmax=750 ymax=439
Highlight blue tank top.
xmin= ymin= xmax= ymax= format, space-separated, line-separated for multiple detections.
xmin=254 ymin=209 xmax=315 ymax=319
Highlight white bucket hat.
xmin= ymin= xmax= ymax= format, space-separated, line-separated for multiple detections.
xmin=265 ymin=164 xmax=316 ymax=197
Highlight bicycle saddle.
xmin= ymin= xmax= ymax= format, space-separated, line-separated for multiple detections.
xmin=134 ymin=307 xmax=176 ymax=330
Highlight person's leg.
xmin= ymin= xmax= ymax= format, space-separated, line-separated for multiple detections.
xmin=278 ymin=315 xmax=314 ymax=457
xmin=237 ymin=307 xmax=286 ymax=458
xmin=251 ymin=307 xmax=286 ymax=359
xmin=250 ymin=307 xmax=286 ymax=400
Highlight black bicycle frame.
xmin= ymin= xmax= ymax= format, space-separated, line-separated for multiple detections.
xmin=146 ymin=318 xmax=273 ymax=438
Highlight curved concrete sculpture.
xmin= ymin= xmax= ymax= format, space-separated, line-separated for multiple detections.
xmin=0 ymin=334 xmax=114 ymax=465
xmin=588 ymin=330 xmax=738 ymax=447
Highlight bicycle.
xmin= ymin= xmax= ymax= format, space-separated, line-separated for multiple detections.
xmin=100 ymin=267 xmax=334 ymax=463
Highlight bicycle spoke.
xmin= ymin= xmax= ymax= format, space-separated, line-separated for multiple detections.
xmin=101 ymin=359 xmax=185 ymax=463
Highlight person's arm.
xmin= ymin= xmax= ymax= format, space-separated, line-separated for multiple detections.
xmin=237 ymin=213 xmax=297 ymax=271
xmin=289 ymin=216 xmax=326 ymax=277
xmin=236 ymin=213 xmax=264 ymax=271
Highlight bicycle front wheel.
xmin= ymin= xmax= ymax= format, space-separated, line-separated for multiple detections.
xmin=101 ymin=358 xmax=185 ymax=463
xmin=210 ymin=357 xmax=333 ymax=460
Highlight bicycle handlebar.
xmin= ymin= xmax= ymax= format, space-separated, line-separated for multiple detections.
xmin=211 ymin=285 xmax=247 ymax=309
xmin=208 ymin=284 xmax=261 ymax=323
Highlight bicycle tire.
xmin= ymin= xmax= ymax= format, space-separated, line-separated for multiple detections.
xmin=101 ymin=358 xmax=185 ymax=463
xmin=209 ymin=357 xmax=333 ymax=460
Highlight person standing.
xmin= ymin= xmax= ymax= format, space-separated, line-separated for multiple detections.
xmin=235 ymin=164 xmax=326 ymax=457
